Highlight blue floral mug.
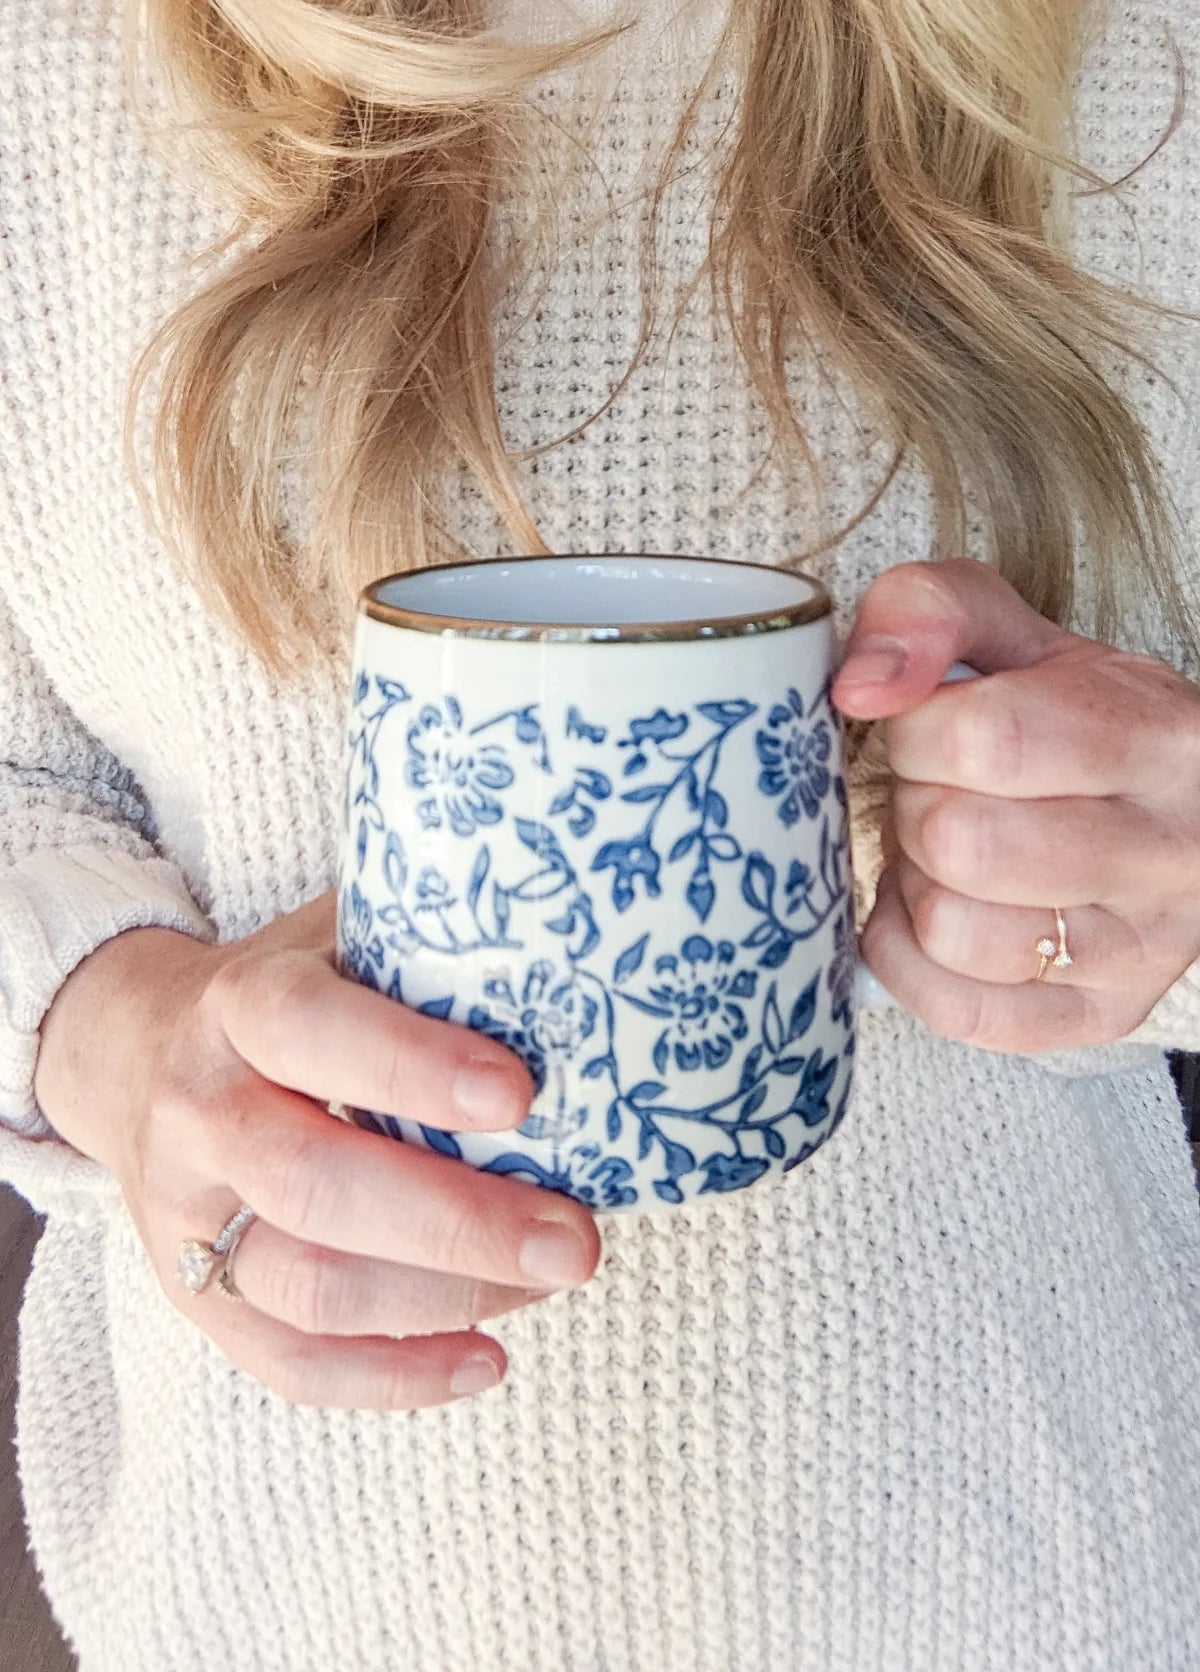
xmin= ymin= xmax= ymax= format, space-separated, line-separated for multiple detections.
xmin=337 ymin=553 xmax=863 ymax=1214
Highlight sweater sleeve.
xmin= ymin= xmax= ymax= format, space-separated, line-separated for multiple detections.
xmin=0 ymin=595 xmax=216 ymax=1222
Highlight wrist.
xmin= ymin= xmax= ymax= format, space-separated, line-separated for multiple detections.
xmin=34 ymin=926 xmax=218 ymax=1163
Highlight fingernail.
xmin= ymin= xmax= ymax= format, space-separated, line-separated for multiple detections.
xmin=839 ymin=636 xmax=908 ymax=688
xmin=519 ymin=1219 xmax=593 ymax=1288
xmin=450 ymin=1353 xmax=502 ymax=1396
xmin=454 ymin=1059 xmax=523 ymax=1128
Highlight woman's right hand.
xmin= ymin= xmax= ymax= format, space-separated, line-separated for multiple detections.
xmin=32 ymin=892 xmax=601 ymax=1411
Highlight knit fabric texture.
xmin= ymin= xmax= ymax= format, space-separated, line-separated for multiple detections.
xmin=3 ymin=1 xmax=1200 ymax=1667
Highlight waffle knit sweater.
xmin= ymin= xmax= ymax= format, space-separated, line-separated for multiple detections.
xmin=4 ymin=2 xmax=1200 ymax=1668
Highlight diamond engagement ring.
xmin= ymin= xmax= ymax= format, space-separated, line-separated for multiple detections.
xmin=1034 ymin=907 xmax=1073 ymax=983
xmin=177 ymin=1204 xmax=258 ymax=1297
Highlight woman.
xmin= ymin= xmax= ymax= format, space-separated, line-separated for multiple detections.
xmin=2 ymin=0 xmax=1200 ymax=1666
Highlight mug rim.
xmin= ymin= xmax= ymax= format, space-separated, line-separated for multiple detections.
xmin=359 ymin=552 xmax=833 ymax=643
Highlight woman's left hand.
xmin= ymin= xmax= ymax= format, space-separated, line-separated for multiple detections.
xmin=832 ymin=559 xmax=1200 ymax=1054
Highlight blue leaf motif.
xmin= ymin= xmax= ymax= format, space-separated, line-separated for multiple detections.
xmin=738 ymin=1044 xmax=765 ymax=1091
xmin=418 ymin=996 xmax=455 ymax=1021
xmin=566 ymin=705 xmax=607 ymax=744
xmin=628 ymin=1080 xmax=667 ymax=1107
xmin=384 ymin=831 xmax=407 ymax=895
xmin=669 ymin=830 xmax=699 ymax=863
xmin=356 ymin=817 xmax=368 ymax=872
xmin=377 ymin=678 xmax=410 ymax=703
xmin=606 ymin=1100 xmax=622 ymax=1141
xmin=514 ymin=708 xmax=541 ymax=743
xmin=705 ymin=834 xmax=741 ymax=862
xmin=567 ymin=805 xmax=595 ymax=837
xmin=699 ymin=1154 xmax=769 ymax=1194
xmin=621 ymin=784 xmax=667 ymax=805
xmin=763 ymin=983 xmax=784 ymax=1054
xmin=515 ymin=819 xmax=564 ymax=864
xmin=687 ymin=871 xmax=716 ymax=922
xmin=740 ymin=1084 xmax=768 ymax=1120
xmin=761 ymin=938 xmax=792 ymax=970
xmin=548 ymin=788 xmax=575 ymax=815
xmin=492 ymin=880 xmax=511 ymax=935
xmin=704 ymin=789 xmax=729 ymax=827
xmin=661 ymin=1139 xmax=697 ymax=1179
xmin=697 ymin=699 xmax=756 ymax=725
xmin=613 ymin=933 xmax=649 ymax=983
xmin=467 ymin=847 xmax=490 ymax=913
xmin=654 ymin=1179 xmax=684 ymax=1205
xmin=630 ymin=709 xmax=688 ymax=745
xmin=577 ymin=768 xmax=611 ymax=799
xmin=787 ymin=973 xmax=820 ymax=1043
xmin=764 ymin=1127 xmax=786 ymax=1159
xmin=624 ymin=751 xmax=648 ymax=776
xmin=742 ymin=853 xmax=775 ymax=913
xmin=582 ymin=1055 xmax=611 ymax=1080
xmin=653 ymin=1034 xmax=669 ymax=1075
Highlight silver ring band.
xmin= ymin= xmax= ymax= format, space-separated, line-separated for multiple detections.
xmin=177 ymin=1204 xmax=258 ymax=1297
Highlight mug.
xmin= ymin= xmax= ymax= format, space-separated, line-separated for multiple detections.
xmin=337 ymin=553 xmax=863 ymax=1214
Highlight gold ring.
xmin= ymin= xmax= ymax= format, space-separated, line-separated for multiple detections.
xmin=1034 ymin=907 xmax=1073 ymax=983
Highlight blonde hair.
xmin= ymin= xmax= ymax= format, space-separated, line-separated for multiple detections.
xmin=124 ymin=0 xmax=1190 ymax=675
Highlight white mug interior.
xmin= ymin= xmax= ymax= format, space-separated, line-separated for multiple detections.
xmin=371 ymin=553 xmax=824 ymax=630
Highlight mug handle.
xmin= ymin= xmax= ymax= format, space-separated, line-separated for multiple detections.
xmin=853 ymin=661 xmax=978 ymax=1013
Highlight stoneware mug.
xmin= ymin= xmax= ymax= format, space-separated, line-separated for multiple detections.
xmin=338 ymin=553 xmax=882 ymax=1213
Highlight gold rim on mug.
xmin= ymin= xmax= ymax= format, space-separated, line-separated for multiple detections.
xmin=359 ymin=552 xmax=833 ymax=644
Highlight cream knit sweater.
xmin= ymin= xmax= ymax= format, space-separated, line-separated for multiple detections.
xmin=4 ymin=2 xmax=1200 ymax=1668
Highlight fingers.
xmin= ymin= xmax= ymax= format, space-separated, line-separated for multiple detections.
xmin=861 ymin=867 xmax=1118 ymax=1055
xmin=883 ymin=650 xmax=1197 ymax=802
xmin=228 ymin=1215 xmax=549 ymax=1337
xmin=200 ymin=1077 xmax=601 ymax=1291
xmin=893 ymin=857 xmax=1142 ymax=989
xmin=890 ymin=781 xmax=1173 ymax=907
xmin=195 ymin=1285 xmax=509 ymax=1411
xmin=834 ymin=559 xmax=1069 ymax=721
xmin=206 ymin=950 xmax=535 ymax=1133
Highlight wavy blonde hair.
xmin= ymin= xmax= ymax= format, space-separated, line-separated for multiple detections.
xmin=123 ymin=0 xmax=1189 ymax=675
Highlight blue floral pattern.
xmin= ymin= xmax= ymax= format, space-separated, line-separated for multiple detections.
xmin=406 ymin=696 xmax=514 ymax=835
xmin=339 ymin=662 xmax=855 ymax=1211
xmin=756 ymin=684 xmax=833 ymax=826
xmin=641 ymin=935 xmax=757 ymax=1074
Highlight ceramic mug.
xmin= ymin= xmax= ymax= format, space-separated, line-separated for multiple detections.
xmin=338 ymin=553 xmax=884 ymax=1213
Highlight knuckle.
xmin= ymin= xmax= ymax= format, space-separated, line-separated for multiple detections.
xmin=264 ymin=1124 xmax=334 ymax=1237
xmin=420 ymin=1195 xmax=495 ymax=1277
xmin=208 ymin=948 xmax=326 ymax=1054
xmin=947 ymin=692 xmax=1024 ymax=786
xmin=908 ymin=879 xmax=963 ymax=968
xmin=917 ymin=791 xmax=984 ymax=887
xmin=271 ymin=1248 xmax=349 ymax=1337
xmin=923 ymin=982 xmax=986 ymax=1047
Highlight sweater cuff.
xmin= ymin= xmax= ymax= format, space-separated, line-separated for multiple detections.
xmin=0 ymin=845 xmax=216 ymax=1152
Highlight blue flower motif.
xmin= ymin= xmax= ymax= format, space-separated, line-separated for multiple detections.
xmin=405 ymin=696 xmax=514 ymax=837
xmin=562 ymin=1144 xmax=639 ymax=1209
xmin=468 ymin=959 xmax=599 ymax=1099
xmin=338 ymin=883 xmax=385 ymax=989
xmin=647 ymin=934 xmax=758 ymax=1073
xmin=591 ymin=834 xmax=661 ymax=913
xmin=755 ymin=687 xmax=832 ymax=826
xmin=828 ymin=907 xmax=854 ymax=1027
xmin=413 ymin=866 xmax=455 ymax=914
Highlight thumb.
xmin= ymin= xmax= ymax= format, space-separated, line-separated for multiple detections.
xmin=832 ymin=559 xmax=1070 ymax=721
